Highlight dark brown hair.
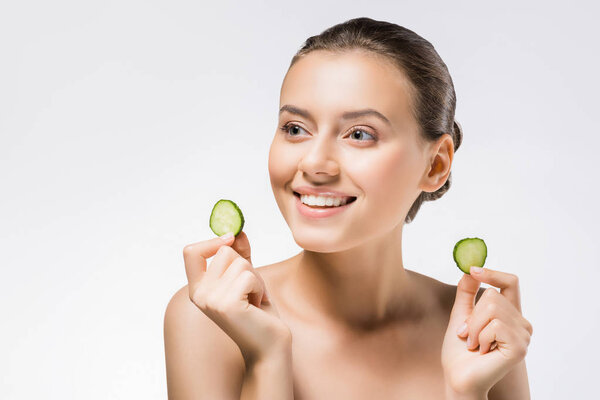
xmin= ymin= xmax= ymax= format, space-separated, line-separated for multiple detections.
xmin=288 ymin=17 xmax=463 ymax=224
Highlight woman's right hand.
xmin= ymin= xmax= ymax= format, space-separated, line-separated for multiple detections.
xmin=183 ymin=230 xmax=292 ymax=367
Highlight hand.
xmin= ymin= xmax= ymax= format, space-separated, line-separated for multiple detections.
xmin=183 ymin=230 xmax=292 ymax=366
xmin=441 ymin=267 xmax=533 ymax=397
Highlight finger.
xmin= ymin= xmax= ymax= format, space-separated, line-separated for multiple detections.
xmin=450 ymin=273 xmax=481 ymax=331
xmin=469 ymin=267 xmax=522 ymax=313
xmin=457 ymin=315 xmax=471 ymax=338
xmin=230 ymin=269 xmax=264 ymax=308
xmin=230 ymin=230 xmax=252 ymax=264
xmin=214 ymin=238 xmax=271 ymax=306
xmin=231 ymin=231 xmax=271 ymax=304
xmin=206 ymin=245 xmax=243 ymax=281
xmin=478 ymin=318 xmax=503 ymax=354
xmin=220 ymin=257 xmax=250 ymax=287
xmin=477 ymin=318 xmax=525 ymax=360
xmin=183 ymin=234 xmax=235 ymax=286
xmin=465 ymin=289 xmax=518 ymax=350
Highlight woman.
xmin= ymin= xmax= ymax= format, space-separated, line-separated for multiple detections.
xmin=164 ymin=17 xmax=533 ymax=399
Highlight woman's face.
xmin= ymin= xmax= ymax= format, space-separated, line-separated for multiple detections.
xmin=268 ymin=50 xmax=440 ymax=252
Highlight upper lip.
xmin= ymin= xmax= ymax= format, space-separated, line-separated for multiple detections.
xmin=292 ymin=185 xmax=357 ymax=199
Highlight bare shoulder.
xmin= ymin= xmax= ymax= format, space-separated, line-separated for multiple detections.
xmin=163 ymin=285 xmax=245 ymax=399
xmin=407 ymin=270 xmax=486 ymax=316
xmin=254 ymin=259 xmax=294 ymax=296
xmin=254 ymin=259 xmax=291 ymax=279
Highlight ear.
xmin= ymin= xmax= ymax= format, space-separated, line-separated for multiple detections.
xmin=419 ymin=133 xmax=454 ymax=193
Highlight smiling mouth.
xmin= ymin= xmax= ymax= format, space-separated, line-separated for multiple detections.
xmin=293 ymin=191 xmax=358 ymax=208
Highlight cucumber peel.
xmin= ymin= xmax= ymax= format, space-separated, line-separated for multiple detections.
xmin=453 ymin=237 xmax=487 ymax=274
xmin=209 ymin=199 xmax=245 ymax=237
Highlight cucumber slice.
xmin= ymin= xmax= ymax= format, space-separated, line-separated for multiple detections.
xmin=209 ymin=199 xmax=245 ymax=237
xmin=453 ymin=237 xmax=487 ymax=274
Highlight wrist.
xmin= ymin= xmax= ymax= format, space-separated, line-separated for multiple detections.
xmin=250 ymin=349 xmax=292 ymax=373
xmin=242 ymin=343 xmax=294 ymax=399
xmin=445 ymin=385 xmax=488 ymax=400
xmin=244 ymin=338 xmax=292 ymax=372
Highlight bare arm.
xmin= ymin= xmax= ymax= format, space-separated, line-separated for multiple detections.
xmin=164 ymin=285 xmax=245 ymax=399
xmin=241 ymin=346 xmax=295 ymax=400
xmin=487 ymin=359 xmax=531 ymax=400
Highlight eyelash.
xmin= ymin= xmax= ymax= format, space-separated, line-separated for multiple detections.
xmin=279 ymin=122 xmax=378 ymax=142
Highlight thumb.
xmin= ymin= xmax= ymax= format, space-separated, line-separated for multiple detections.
xmin=449 ymin=273 xmax=481 ymax=326
xmin=229 ymin=230 xmax=252 ymax=264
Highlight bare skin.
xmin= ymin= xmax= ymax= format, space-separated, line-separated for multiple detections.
xmin=255 ymin=256 xmax=463 ymax=399
xmin=164 ymin=48 xmax=530 ymax=399
xmin=261 ymin=49 xmax=529 ymax=397
xmin=265 ymin=49 xmax=455 ymax=398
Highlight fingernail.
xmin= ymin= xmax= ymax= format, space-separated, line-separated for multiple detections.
xmin=220 ymin=232 xmax=234 ymax=241
xmin=470 ymin=266 xmax=482 ymax=274
xmin=456 ymin=322 xmax=468 ymax=335
xmin=467 ymin=336 xmax=472 ymax=347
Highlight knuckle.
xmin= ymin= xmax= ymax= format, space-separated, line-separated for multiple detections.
xmin=484 ymin=287 xmax=497 ymax=298
xmin=486 ymin=302 xmax=498 ymax=314
xmin=228 ymin=259 xmax=244 ymax=275
xmin=241 ymin=258 xmax=253 ymax=269
xmin=215 ymin=245 xmax=230 ymax=257
xmin=508 ymin=273 xmax=520 ymax=286
xmin=240 ymin=269 xmax=256 ymax=282
xmin=517 ymin=344 xmax=528 ymax=358
xmin=525 ymin=320 xmax=533 ymax=335
xmin=232 ymin=256 xmax=250 ymax=272
xmin=490 ymin=318 xmax=501 ymax=329
xmin=182 ymin=244 xmax=195 ymax=259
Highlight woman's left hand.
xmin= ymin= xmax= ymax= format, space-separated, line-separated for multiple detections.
xmin=441 ymin=267 xmax=533 ymax=398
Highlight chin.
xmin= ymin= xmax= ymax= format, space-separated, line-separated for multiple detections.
xmin=294 ymin=239 xmax=344 ymax=253
xmin=290 ymin=229 xmax=359 ymax=253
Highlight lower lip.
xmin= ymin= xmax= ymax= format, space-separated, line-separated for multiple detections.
xmin=294 ymin=193 xmax=355 ymax=218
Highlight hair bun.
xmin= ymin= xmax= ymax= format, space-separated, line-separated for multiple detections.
xmin=452 ymin=120 xmax=463 ymax=152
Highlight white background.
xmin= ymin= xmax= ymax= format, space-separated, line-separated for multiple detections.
xmin=1 ymin=0 xmax=598 ymax=398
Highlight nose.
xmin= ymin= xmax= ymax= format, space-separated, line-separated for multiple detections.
xmin=297 ymin=129 xmax=340 ymax=177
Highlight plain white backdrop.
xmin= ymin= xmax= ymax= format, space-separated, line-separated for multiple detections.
xmin=1 ymin=0 xmax=598 ymax=398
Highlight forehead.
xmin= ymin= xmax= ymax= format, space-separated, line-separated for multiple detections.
xmin=280 ymin=50 xmax=415 ymax=126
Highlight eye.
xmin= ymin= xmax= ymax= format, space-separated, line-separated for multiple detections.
xmin=347 ymin=127 xmax=376 ymax=142
xmin=279 ymin=122 xmax=308 ymax=137
xmin=279 ymin=122 xmax=378 ymax=142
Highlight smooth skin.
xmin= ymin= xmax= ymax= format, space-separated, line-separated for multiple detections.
xmin=164 ymin=49 xmax=532 ymax=399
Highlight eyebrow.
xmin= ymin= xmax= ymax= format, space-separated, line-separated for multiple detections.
xmin=279 ymin=104 xmax=391 ymax=126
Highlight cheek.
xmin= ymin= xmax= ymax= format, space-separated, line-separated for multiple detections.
xmin=352 ymin=146 xmax=421 ymax=210
xmin=268 ymin=139 xmax=294 ymax=187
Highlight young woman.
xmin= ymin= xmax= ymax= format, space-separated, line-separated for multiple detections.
xmin=164 ymin=17 xmax=533 ymax=399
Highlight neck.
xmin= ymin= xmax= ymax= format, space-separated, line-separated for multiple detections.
xmin=284 ymin=224 xmax=427 ymax=333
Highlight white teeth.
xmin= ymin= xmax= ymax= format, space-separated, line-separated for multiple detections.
xmin=300 ymin=194 xmax=349 ymax=207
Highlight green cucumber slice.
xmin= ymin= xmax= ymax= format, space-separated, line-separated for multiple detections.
xmin=209 ymin=199 xmax=245 ymax=237
xmin=453 ymin=237 xmax=487 ymax=274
